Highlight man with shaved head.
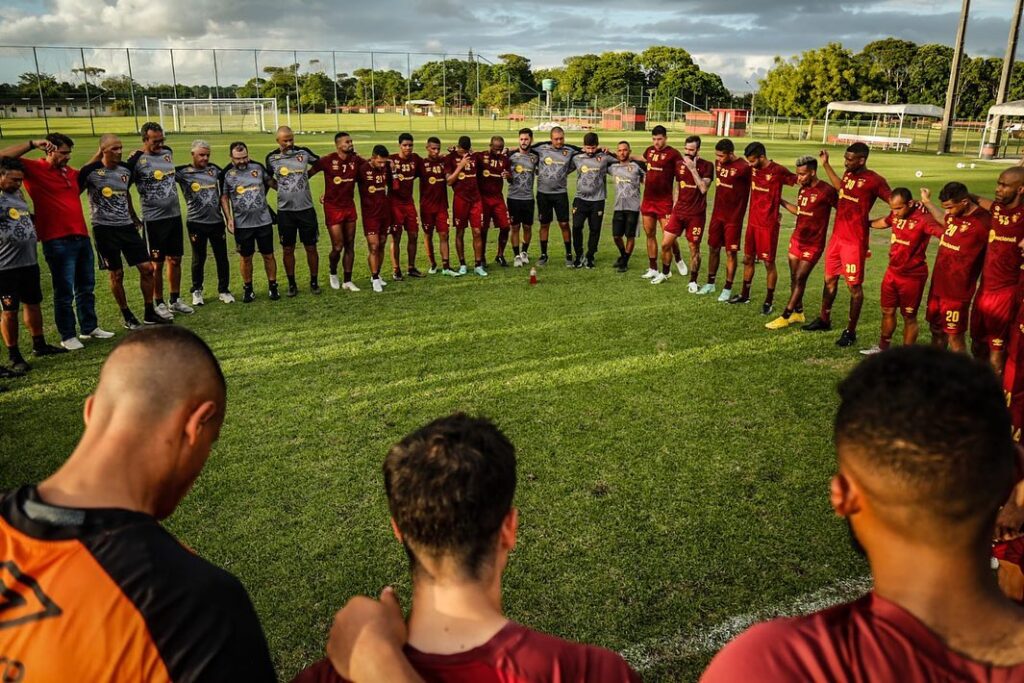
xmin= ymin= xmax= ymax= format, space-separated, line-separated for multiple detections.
xmin=78 ymin=134 xmax=161 ymax=328
xmin=176 ymin=139 xmax=233 ymax=305
xmin=702 ymin=347 xmax=1024 ymax=680
xmin=0 ymin=326 xmax=275 ymax=680
xmin=266 ymin=125 xmax=321 ymax=296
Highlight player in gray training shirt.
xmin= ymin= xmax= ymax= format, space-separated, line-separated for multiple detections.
xmin=530 ymin=126 xmax=579 ymax=266
xmin=506 ymin=128 xmax=538 ymax=266
xmin=607 ymin=141 xmax=646 ymax=273
xmin=77 ymin=136 xmax=160 ymax=329
xmin=125 ymin=122 xmax=191 ymax=317
xmin=569 ymin=132 xmax=616 ymax=268
xmin=220 ymin=141 xmax=279 ymax=303
xmin=265 ymin=126 xmax=321 ymax=296
xmin=0 ymin=157 xmax=67 ymax=374
xmin=176 ymin=140 xmax=232 ymax=306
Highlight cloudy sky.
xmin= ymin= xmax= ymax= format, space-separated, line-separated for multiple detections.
xmin=0 ymin=0 xmax=1016 ymax=90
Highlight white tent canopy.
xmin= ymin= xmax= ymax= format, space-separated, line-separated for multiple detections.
xmin=980 ymin=100 xmax=1024 ymax=156
xmin=405 ymin=99 xmax=436 ymax=106
xmin=987 ymin=99 xmax=1024 ymax=117
xmin=822 ymin=101 xmax=944 ymax=145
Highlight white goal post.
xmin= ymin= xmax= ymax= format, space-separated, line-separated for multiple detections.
xmin=157 ymin=98 xmax=279 ymax=133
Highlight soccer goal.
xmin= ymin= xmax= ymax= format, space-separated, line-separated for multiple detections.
xmin=157 ymin=98 xmax=279 ymax=133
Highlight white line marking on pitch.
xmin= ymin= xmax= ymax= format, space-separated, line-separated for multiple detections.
xmin=620 ymin=576 xmax=873 ymax=672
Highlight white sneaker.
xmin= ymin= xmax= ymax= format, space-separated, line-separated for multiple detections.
xmin=513 ymin=254 xmax=523 ymax=267
xmin=329 ymin=274 xmax=341 ymax=290
xmin=717 ymin=288 xmax=732 ymax=303
xmin=697 ymin=283 xmax=715 ymax=295
xmin=171 ymin=299 xmax=194 ymax=314
xmin=687 ymin=281 xmax=699 ymax=294
xmin=192 ymin=291 xmax=205 ymax=307
xmin=521 ymin=252 xmax=530 ymax=265
xmin=676 ymin=259 xmax=689 ymax=276
xmin=428 ymin=266 xmax=438 ymax=274
xmin=651 ymin=272 xmax=669 ymax=285
xmin=474 ymin=266 xmax=488 ymax=277
xmin=859 ymin=345 xmax=883 ymax=356
xmin=379 ymin=277 xmax=388 ymax=287
xmin=154 ymin=302 xmax=174 ymax=320
xmin=641 ymin=268 xmax=659 ymax=279
xmin=458 ymin=264 xmax=468 ymax=275
xmin=342 ymin=281 xmax=361 ymax=292
xmin=372 ymin=278 xmax=384 ymax=293
xmin=61 ymin=337 xmax=85 ymax=351
xmin=218 ymin=292 xmax=236 ymax=304
xmin=79 ymin=327 xmax=114 ymax=339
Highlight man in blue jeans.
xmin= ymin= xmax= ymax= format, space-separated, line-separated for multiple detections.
xmin=0 ymin=134 xmax=113 ymax=350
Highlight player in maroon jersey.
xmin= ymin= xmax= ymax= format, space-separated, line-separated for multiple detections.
xmin=802 ymin=144 xmax=891 ymax=347
xmin=765 ymin=156 xmax=837 ymax=329
xmin=417 ymin=137 xmax=457 ymax=277
xmin=969 ymin=167 xmax=1024 ymax=373
xmin=478 ymin=136 xmax=512 ymax=267
xmin=729 ymin=142 xmax=797 ymax=314
xmin=920 ymin=182 xmax=990 ymax=353
xmin=356 ymin=145 xmax=393 ymax=293
xmin=702 ymin=138 xmax=751 ymax=300
xmin=446 ymin=136 xmax=486 ymax=277
xmin=311 ymin=132 xmax=361 ymax=292
xmin=389 ymin=133 xmax=423 ymax=280
xmin=652 ymin=136 xmax=713 ymax=286
xmin=640 ymin=125 xmax=686 ymax=279
xmin=856 ymin=188 xmax=944 ymax=354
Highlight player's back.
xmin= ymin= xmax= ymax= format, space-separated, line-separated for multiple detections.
xmin=701 ymin=592 xmax=1024 ymax=683
xmin=293 ymin=621 xmax=640 ymax=683
xmin=0 ymin=485 xmax=275 ymax=682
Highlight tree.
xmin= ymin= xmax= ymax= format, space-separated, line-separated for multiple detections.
xmin=17 ymin=72 xmax=60 ymax=98
xmin=99 ymin=75 xmax=141 ymax=97
xmin=906 ymin=44 xmax=954 ymax=106
xmin=860 ymin=38 xmax=917 ymax=103
xmin=590 ymin=52 xmax=645 ymax=102
xmin=560 ymin=54 xmax=599 ymax=100
xmin=758 ymin=43 xmax=869 ymax=118
xmin=494 ymin=53 xmax=539 ymax=104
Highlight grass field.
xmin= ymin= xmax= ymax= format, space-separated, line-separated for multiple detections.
xmin=0 ymin=128 xmax=1008 ymax=681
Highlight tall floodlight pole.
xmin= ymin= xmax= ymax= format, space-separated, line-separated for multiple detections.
xmin=938 ymin=0 xmax=971 ymax=154
xmin=990 ymin=0 xmax=1024 ymax=146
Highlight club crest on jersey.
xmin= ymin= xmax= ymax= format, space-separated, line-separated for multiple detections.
xmin=561 ymin=149 xmax=568 ymax=157
xmin=766 ymin=174 xmax=774 ymax=181
xmin=97 ymin=169 xmax=106 ymax=177
xmin=120 ymin=174 xmax=129 ymax=184
xmin=297 ymin=154 xmax=305 ymax=163
xmin=251 ymin=170 xmax=259 ymax=178
xmin=163 ymin=154 xmax=171 ymax=163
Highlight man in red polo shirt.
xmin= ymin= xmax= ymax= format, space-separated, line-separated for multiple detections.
xmin=702 ymin=347 xmax=1024 ymax=682
xmin=0 ymin=135 xmax=113 ymax=349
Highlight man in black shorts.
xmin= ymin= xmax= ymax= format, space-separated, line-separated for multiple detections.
xmin=0 ymin=157 xmax=66 ymax=374
xmin=266 ymin=126 xmax=321 ymax=296
xmin=176 ymin=139 xmax=234 ymax=306
xmin=506 ymin=128 xmax=538 ymax=267
xmin=532 ymin=127 xmax=579 ymax=266
xmin=220 ymin=142 xmax=280 ymax=303
xmin=126 ymin=122 xmax=191 ymax=319
xmin=608 ymin=141 xmax=645 ymax=272
xmin=78 ymin=134 xmax=161 ymax=329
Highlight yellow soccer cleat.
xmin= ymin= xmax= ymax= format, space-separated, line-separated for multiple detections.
xmin=788 ymin=311 xmax=806 ymax=324
xmin=765 ymin=316 xmax=792 ymax=330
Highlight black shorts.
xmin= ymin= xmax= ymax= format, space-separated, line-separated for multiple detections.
xmin=94 ymin=223 xmax=151 ymax=271
xmin=235 ymin=224 xmax=275 ymax=257
xmin=0 ymin=264 xmax=43 ymax=311
xmin=277 ymin=208 xmax=319 ymax=246
xmin=144 ymin=216 xmax=185 ymax=260
xmin=537 ymin=192 xmax=569 ymax=224
xmin=612 ymin=210 xmax=640 ymax=238
xmin=187 ymin=221 xmax=227 ymax=242
xmin=507 ymin=198 xmax=535 ymax=226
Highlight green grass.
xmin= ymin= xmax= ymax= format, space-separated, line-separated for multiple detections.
xmin=0 ymin=129 xmax=1008 ymax=681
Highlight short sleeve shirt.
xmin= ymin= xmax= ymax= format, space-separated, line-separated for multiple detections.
xmin=78 ymin=162 xmax=134 ymax=226
xmin=265 ymin=147 xmax=319 ymax=212
xmin=175 ymin=164 xmax=223 ymax=225
xmin=609 ymin=161 xmax=645 ymax=212
xmin=507 ymin=149 xmax=539 ymax=201
xmin=125 ymin=149 xmax=181 ymax=221
xmin=0 ymin=190 xmax=38 ymax=270
xmin=571 ymin=152 xmax=615 ymax=202
xmin=219 ymin=162 xmax=272 ymax=230
xmin=533 ymin=143 xmax=577 ymax=195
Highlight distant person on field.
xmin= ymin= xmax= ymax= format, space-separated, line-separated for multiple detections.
xmin=0 ymin=326 xmax=276 ymax=681
xmin=0 ymin=134 xmax=114 ymax=350
xmin=701 ymin=346 xmax=1024 ymax=681
xmin=294 ymin=414 xmax=641 ymax=683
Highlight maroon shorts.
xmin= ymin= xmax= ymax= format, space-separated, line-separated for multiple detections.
xmin=481 ymin=195 xmax=511 ymax=230
xmin=926 ymin=291 xmax=969 ymax=335
xmin=880 ymin=269 xmax=927 ymax=316
xmin=824 ymin=238 xmax=867 ymax=286
xmin=1003 ymin=320 xmax=1024 ymax=440
xmin=666 ymin=212 xmax=706 ymax=243
xmin=361 ymin=208 xmax=390 ymax=237
xmin=640 ymin=196 xmax=673 ymax=221
xmin=744 ymin=223 xmax=780 ymax=263
xmin=390 ymin=201 xmax=419 ymax=234
xmin=420 ymin=206 xmax=449 ymax=234
xmin=788 ymin=236 xmax=824 ymax=266
xmin=452 ymin=196 xmax=483 ymax=231
xmin=708 ymin=217 xmax=742 ymax=252
xmin=325 ymin=204 xmax=357 ymax=226
xmin=971 ymin=287 xmax=1018 ymax=350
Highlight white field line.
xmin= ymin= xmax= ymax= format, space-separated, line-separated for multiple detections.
xmin=619 ymin=576 xmax=873 ymax=673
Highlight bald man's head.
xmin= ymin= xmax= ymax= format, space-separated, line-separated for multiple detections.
xmin=276 ymin=126 xmax=295 ymax=151
xmin=99 ymin=134 xmax=123 ymax=163
xmin=996 ymin=166 xmax=1024 ymax=205
xmin=88 ymin=327 xmax=226 ymax=518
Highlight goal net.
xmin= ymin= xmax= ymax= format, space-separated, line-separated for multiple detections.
xmin=157 ymin=98 xmax=279 ymax=133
